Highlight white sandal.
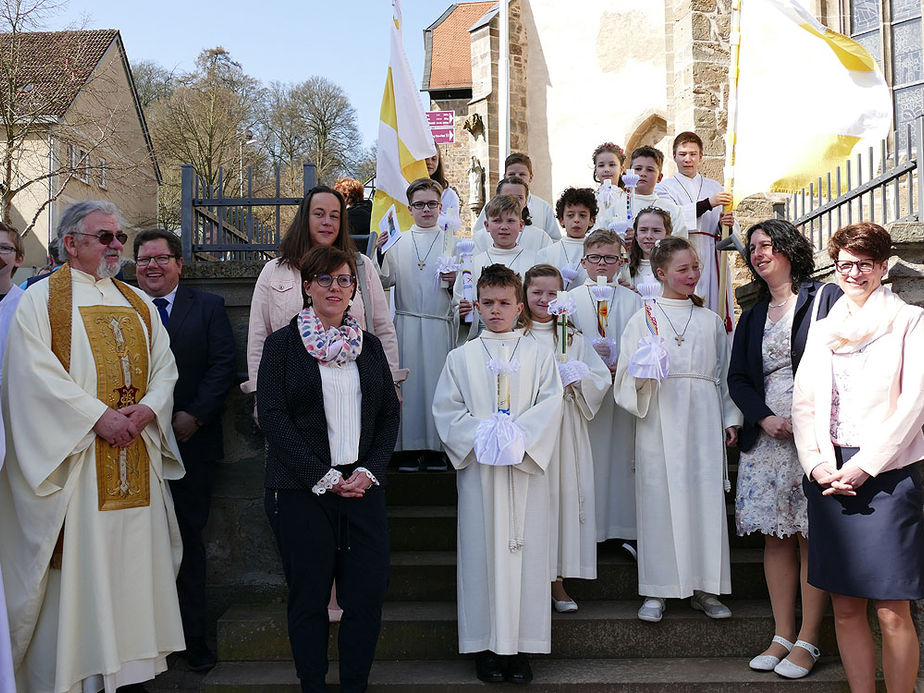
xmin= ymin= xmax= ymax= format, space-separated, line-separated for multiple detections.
xmin=774 ymin=639 xmax=820 ymax=679
xmin=748 ymin=635 xmax=794 ymax=671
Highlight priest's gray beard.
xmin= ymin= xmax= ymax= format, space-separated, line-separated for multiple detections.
xmin=97 ymin=253 xmax=126 ymax=279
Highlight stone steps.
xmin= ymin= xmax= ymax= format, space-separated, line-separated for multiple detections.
xmin=216 ymin=600 xmax=838 ymax=662
xmin=387 ymin=547 xmax=769 ymax=601
xmin=202 ymin=657 xmax=857 ymax=692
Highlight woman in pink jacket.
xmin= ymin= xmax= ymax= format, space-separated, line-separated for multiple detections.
xmin=792 ymin=222 xmax=924 ymax=692
xmin=243 ymin=185 xmax=404 ymax=400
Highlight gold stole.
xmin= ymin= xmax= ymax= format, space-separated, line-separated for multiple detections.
xmin=48 ymin=264 xmax=154 ymax=511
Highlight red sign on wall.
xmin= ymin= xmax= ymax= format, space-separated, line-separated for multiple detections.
xmin=426 ymin=110 xmax=455 ymax=144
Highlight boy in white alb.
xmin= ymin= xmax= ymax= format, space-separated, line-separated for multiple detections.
xmin=433 ymin=264 xmax=563 ymax=685
xmin=473 ymin=152 xmax=560 ymax=243
xmin=473 ymin=176 xmax=552 ymax=254
xmin=567 ymin=230 xmax=642 ymax=551
xmin=378 ymin=177 xmax=458 ymax=471
xmin=536 ymin=187 xmax=597 ymax=290
xmin=655 ymin=131 xmax=736 ymax=330
xmin=457 ymin=195 xmax=536 ymax=341
xmin=621 ymin=146 xmax=689 ymax=239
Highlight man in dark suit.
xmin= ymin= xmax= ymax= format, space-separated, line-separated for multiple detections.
xmin=134 ymin=229 xmax=236 ymax=672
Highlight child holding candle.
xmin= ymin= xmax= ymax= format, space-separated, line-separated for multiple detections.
xmin=377 ymin=177 xmax=459 ymax=472
xmin=567 ymin=229 xmax=642 ymax=554
xmin=456 ymin=194 xmax=538 ymax=341
xmin=473 ymin=176 xmax=553 ymax=253
xmin=536 ymin=187 xmax=598 ymax=290
xmin=626 ymin=146 xmax=688 ymax=238
xmin=472 ymin=152 xmax=561 ymax=243
xmin=628 ymin=207 xmax=674 ymax=289
xmin=433 ymin=264 xmax=563 ymax=685
xmin=591 ymin=142 xmax=629 ymax=232
xmin=521 ymin=264 xmax=611 ymax=613
xmin=613 ymin=237 xmax=742 ymax=623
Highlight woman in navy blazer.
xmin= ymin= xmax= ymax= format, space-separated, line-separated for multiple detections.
xmin=258 ymin=246 xmax=399 ymax=693
xmin=727 ymin=219 xmax=841 ymax=679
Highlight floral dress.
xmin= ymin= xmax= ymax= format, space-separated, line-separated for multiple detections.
xmin=735 ymin=305 xmax=808 ymax=538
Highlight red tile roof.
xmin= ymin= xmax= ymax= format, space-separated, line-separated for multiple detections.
xmin=427 ymin=2 xmax=495 ymax=90
xmin=0 ymin=29 xmax=119 ymax=117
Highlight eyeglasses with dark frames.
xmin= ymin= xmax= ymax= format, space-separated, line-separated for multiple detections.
xmin=834 ymin=260 xmax=877 ymax=274
xmin=136 ymin=254 xmax=177 ymax=268
xmin=313 ymin=273 xmax=356 ymax=288
xmin=409 ymin=201 xmax=440 ymax=210
xmin=584 ymin=253 xmax=621 ymax=265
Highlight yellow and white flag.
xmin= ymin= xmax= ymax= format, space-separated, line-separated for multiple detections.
xmin=372 ymin=0 xmax=436 ymax=235
xmin=728 ymin=0 xmax=892 ymax=206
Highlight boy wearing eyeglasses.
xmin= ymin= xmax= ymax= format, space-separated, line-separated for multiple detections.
xmin=376 ymin=177 xmax=458 ymax=472
xmin=568 ymin=228 xmax=643 ymax=554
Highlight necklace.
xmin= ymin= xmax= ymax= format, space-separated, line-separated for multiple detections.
xmin=562 ymin=239 xmax=583 ymax=267
xmin=658 ymin=301 xmax=694 ymax=346
xmin=676 ymin=173 xmax=703 ymax=204
xmin=486 ymin=247 xmax=524 ymax=269
xmin=479 ymin=336 xmax=522 ymax=361
xmin=768 ymin=294 xmax=795 ymax=308
xmin=411 ymin=229 xmax=441 ymax=270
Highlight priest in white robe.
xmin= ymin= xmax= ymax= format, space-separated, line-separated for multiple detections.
xmin=656 ymin=132 xmax=737 ymax=329
xmin=568 ymin=270 xmax=642 ymax=543
xmin=613 ymin=297 xmax=742 ymax=600
xmin=433 ymin=328 xmax=562 ymax=658
xmin=0 ymin=201 xmax=185 ymax=693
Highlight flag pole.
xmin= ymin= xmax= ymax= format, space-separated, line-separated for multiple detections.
xmin=718 ymin=0 xmax=743 ymax=331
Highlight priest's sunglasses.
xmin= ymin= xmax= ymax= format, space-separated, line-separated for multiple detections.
xmin=409 ymin=201 xmax=440 ymax=210
xmin=313 ymin=273 xmax=356 ymax=288
xmin=72 ymin=230 xmax=128 ymax=245
xmin=136 ymin=254 xmax=177 ymax=268
xmin=584 ymin=253 xmax=621 ymax=264
xmin=834 ymin=260 xmax=876 ymax=274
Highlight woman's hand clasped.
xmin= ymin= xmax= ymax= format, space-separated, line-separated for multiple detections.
xmin=758 ymin=415 xmax=793 ymax=440
xmin=332 ymin=470 xmax=374 ymax=498
xmin=822 ymin=466 xmax=870 ymax=496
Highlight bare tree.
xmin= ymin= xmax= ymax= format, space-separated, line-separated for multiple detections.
xmin=296 ymin=76 xmax=364 ymax=182
xmin=132 ymin=59 xmax=176 ymax=110
xmin=0 ymin=0 xmax=155 ymax=237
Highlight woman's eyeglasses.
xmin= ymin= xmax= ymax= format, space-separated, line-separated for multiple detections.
xmin=314 ymin=273 xmax=355 ymax=288
xmin=834 ymin=260 xmax=876 ymax=274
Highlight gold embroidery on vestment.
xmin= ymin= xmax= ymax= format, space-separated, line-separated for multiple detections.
xmin=80 ymin=306 xmax=151 ymax=510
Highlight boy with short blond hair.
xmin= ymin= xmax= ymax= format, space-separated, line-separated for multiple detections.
xmin=536 ymin=187 xmax=598 ymax=289
xmin=433 ymin=263 xmax=563 ymax=684
xmin=568 ymin=228 xmax=642 ymax=552
xmin=378 ymin=177 xmax=458 ymax=471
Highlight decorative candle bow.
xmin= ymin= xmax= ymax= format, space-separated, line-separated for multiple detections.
xmin=560 ymin=265 xmax=580 ymax=289
xmin=607 ymin=218 xmax=632 ymax=258
xmin=595 ymin=178 xmax=619 ymax=210
xmin=434 ymin=255 xmax=461 ymax=288
xmin=438 ymin=206 xmax=461 ymax=235
xmin=622 ymin=170 xmax=640 ymax=221
xmin=475 ymin=345 xmax=526 ymax=467
xmin=456 ymin=238 xmax=476 ymax=322
xmin=627 ymin=280 xmax=670 ymax=381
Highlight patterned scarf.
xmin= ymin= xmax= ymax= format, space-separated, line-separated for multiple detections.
xmin=297 ymin=305 xmax=363 ymax=367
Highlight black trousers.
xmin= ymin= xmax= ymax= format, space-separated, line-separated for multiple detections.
xmin=169 ymin=458 xmax=215 ymax=639
xmin=265 ymin=487 xmax=390 ymax=693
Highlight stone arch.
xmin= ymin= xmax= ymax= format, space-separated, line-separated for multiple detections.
xmin=624 ymin=111 xmax=668 ymax=156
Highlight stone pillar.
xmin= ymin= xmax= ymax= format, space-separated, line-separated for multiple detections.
xmin=507 ymin=0 xmax=529 ymax=155
xmin=468 ymin=17 xmax=500 ymax=213
xmin=666 ymin=0 xmax=732 ymax=183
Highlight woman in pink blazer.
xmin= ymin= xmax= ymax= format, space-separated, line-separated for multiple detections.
xmin=243 ymin=186 xmax=404 ymax=400
xmin=792 ymin=222 xmax=924 ymax=692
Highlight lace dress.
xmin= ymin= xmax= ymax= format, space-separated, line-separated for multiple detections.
xmin=735 ymin=306 xmax=808 ymax=538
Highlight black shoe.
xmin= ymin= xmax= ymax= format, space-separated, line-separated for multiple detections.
xmin=182 ymin=636 xmax=217 ymax=672
xmin=425 ymin=453 xmax=449 ymax=472
xmin=398 ymin=454 xmax=423 ymax=472
xmin=475 ymin=651 xmax=506 ymax=683
xmin=116 ymin=686 xmax=150 ymax=693
xmin=621 ymin=540 xmax=638 ymax=561
xmin=505 ymin=653 xmax=533 ymax=684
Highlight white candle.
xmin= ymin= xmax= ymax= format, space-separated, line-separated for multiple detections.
xmin=596 ymin=276 xmax=609 ymax=338
xmin=556 ymin=291 xmax=568 ymax=362
xmin=497 ymin=342 xmax=511 ymax=414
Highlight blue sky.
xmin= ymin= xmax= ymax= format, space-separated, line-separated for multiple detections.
xmin=50 ymin=0 xmax=444 ymax=149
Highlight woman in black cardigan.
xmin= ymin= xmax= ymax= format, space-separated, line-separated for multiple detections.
xmin=728 ymin=219 xmax=841 ymax=680
xmin=258 ymin=246 xmax=400 ymax=693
